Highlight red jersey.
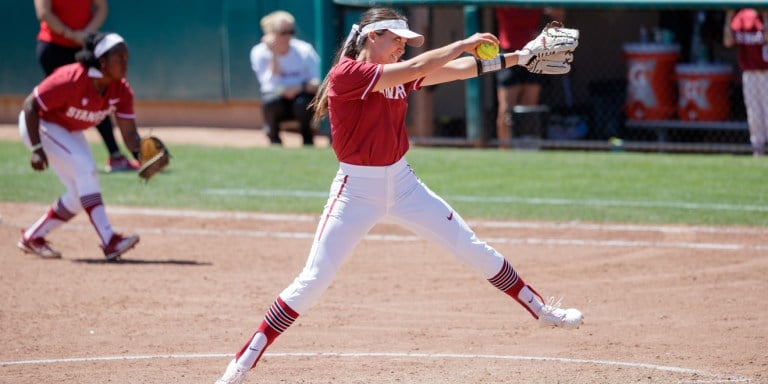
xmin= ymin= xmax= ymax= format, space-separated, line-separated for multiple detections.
xmin=328 ymin=57 xmax=423 ymax=166
xmin=730 ymin=9 xmax=768 ymax=71
xmin=34 ymin=63 xmax=135 ymax=132
xmin=37 ymin=0 xmax=93 ymax=48
xmin=496 ymin=7 xmax=543 ymax=51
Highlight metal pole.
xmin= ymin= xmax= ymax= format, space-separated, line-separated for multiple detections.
xmin=463 ymin=5 xmax=482 ymax=145
xmin=314 ymin=0 xmax=340 ymax=136
xmin=314 ymin=0 xmax=339 ymax=77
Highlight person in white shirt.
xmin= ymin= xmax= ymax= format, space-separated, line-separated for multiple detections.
xmin=250 ymin=10 xmax=320 ymax=146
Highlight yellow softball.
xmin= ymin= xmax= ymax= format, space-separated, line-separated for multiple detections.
xmin=476 ymin=42 xmax=499 ymax=60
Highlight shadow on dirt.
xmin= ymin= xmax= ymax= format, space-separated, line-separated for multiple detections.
xmin=71 ymin=258 xmax=212 ymax=265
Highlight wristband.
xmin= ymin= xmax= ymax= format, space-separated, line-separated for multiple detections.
xmin=30 ymin=143 xmax=43 ymax=152
xmin=475 ymin=54 xmax=506 ymax=76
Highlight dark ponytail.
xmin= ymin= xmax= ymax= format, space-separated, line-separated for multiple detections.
xmin=75 ymin=32 xmax=106 ymax=68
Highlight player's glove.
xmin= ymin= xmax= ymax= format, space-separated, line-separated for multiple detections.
xmin=138 ymin=136 xmax=170 ymax=181
xmin=523 ymin=21 xmax=579 ymax=57
xmin=517 ymin=21 xmax=580 ymax=75
xmin=525 ymin=51 xmax=574 ymax=75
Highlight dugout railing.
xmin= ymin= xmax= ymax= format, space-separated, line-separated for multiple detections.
xmin=335 ymin=0 xmax=762 ymax=154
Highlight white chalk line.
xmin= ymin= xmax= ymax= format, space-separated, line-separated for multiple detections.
xmin=109 ymin=206 xmax=768 ymax=236
xmin=0 ymin=351 xmax=749 ymax=382
xmin=4 ymin=206 xmax=766 ymax=252
xmin=203 ymin=188 xmax=768 ymax=213
xmin=105 ymin=207 xmax=768 ymax=252
xmin=129 ymin=227 xmax=765 ymax=252
xmin=3 ymin=219 xmax=765 ymax=252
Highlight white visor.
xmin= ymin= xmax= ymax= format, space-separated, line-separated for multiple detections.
xmin=94 ymin=33 xmax=125 ymax=58
xmin=360 ymin=19 xmax=424 ymax=47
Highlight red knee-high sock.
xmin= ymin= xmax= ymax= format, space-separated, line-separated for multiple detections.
xmin=24 ymin=198 xmax=76 ymax=240
xmin=235 ymin=296 xmax=299 ymax=369
xmin=488 ymin=259 xmax=543 ymax=319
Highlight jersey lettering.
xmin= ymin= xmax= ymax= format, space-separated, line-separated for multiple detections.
xmin=734 ymin=31 xmax=765 ymax=45
xmin=379 ymin=84 xmax=407 ymax=100
xmin=64 ymin=106 xmax=113 ymax=124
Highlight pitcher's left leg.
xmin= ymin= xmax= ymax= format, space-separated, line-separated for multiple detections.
xmin=390 ymin=177 xmax=582 ymax=328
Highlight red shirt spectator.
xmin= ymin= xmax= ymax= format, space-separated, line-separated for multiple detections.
xmin=727 ymin=8 xmax=768 ymax=71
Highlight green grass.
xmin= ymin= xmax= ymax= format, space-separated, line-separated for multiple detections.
xmin=1 ymin=140 xmax=766 ymax=226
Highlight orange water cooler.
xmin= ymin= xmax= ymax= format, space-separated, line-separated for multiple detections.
xmin=675 ymin=63 xmax=733 ymax=121
xmin=623 ymin=43 xmax=680 ymax=120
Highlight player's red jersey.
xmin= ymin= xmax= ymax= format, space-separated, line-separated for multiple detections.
xmin=34 ymin=63 xmax=135 ymax=132
xmin=730 ymin=9 xmax=768 ymax=71
xmin=327 ymin=57 xmax=423 ymax=166
xmin=37 ymin=0 xmax=93 ymax=48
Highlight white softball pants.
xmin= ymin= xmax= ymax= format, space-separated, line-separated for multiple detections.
xmin=18 ymin=111 xmax=101 ymax=214
xmin=742 ymin=70 xmax=768 ymax=150
xmin=279 ymin=157 xmax=506 ymax=314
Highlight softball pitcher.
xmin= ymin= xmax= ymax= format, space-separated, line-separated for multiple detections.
xmin=216 ymin=8 xmax=582 ymax=383
xmin=17 ymin=32 xmax=140 ymax=261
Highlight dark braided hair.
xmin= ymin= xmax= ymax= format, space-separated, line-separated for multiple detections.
xmin=75 ymin=32 xmax=107 ymax=68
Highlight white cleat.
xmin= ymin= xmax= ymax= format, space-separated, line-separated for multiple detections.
xmin=102 ymin=233 xmax=139 ymax=261
xmin=538 ymin=297 xmax=583 ymax=329
xmin=215 ymin=359 xmax=248 ymax=384
xmin=17 ymin=235 xmax=62 ymax=259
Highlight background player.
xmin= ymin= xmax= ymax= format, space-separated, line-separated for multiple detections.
xmin=723 ymin=8 xmax=768 ymax=157
xmin=17 ymin=32 xmax=140 ymax=260
xmin=34 ymin=0 xmax=140 ymax=171
xmin=494 ymin=6 xmax=565 ymax=148
xmin=215 ymin=7 xmax=582 ymax=383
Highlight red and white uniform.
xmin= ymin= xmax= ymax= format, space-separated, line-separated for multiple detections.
xmin=225 ymin=26 xmax=576 ymax=378
xmin=35 ymin=63 xmax=135 ymax=131
xmin=329 ymin=57 xmax=416 ymax=166
xmin=19 ymin=63 xmax=135 ymax=245
xmin=730 ymin=8 xmax=768 ymax=151
xmin=276 ymin=57 xmax=507 ymax=314
xmin=37 ymin=0 xmax=93 ymax=48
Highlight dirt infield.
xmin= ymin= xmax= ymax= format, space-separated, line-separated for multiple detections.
xmin=1 ymin=126 xmax=767 ymax=383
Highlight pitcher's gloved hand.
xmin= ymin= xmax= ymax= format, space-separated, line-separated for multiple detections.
xmin=517 ymin=21 xmax=579 ymax=75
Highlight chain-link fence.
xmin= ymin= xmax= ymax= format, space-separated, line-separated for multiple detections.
xmin=411 ymin=8 xmax=763 ymax=155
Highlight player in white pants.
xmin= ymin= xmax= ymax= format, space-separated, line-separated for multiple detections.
xmin=724 ymin=8 xmax=768 ymax=156
xmin=216 ymin=7 xmax=583 ymax=383
xmin=17 ymin=32 xmax=140 ymax=260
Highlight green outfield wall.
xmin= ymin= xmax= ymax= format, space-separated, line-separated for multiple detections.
xmin=0 ymin=0 xmax=759 ymax=146
xmin=0 ymin=0 xmax=338 ymax=102
xmin=2 ymin=0 xmax=759 ymax=102
xmin=336 ymin=0 xmax=766 ymax=7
